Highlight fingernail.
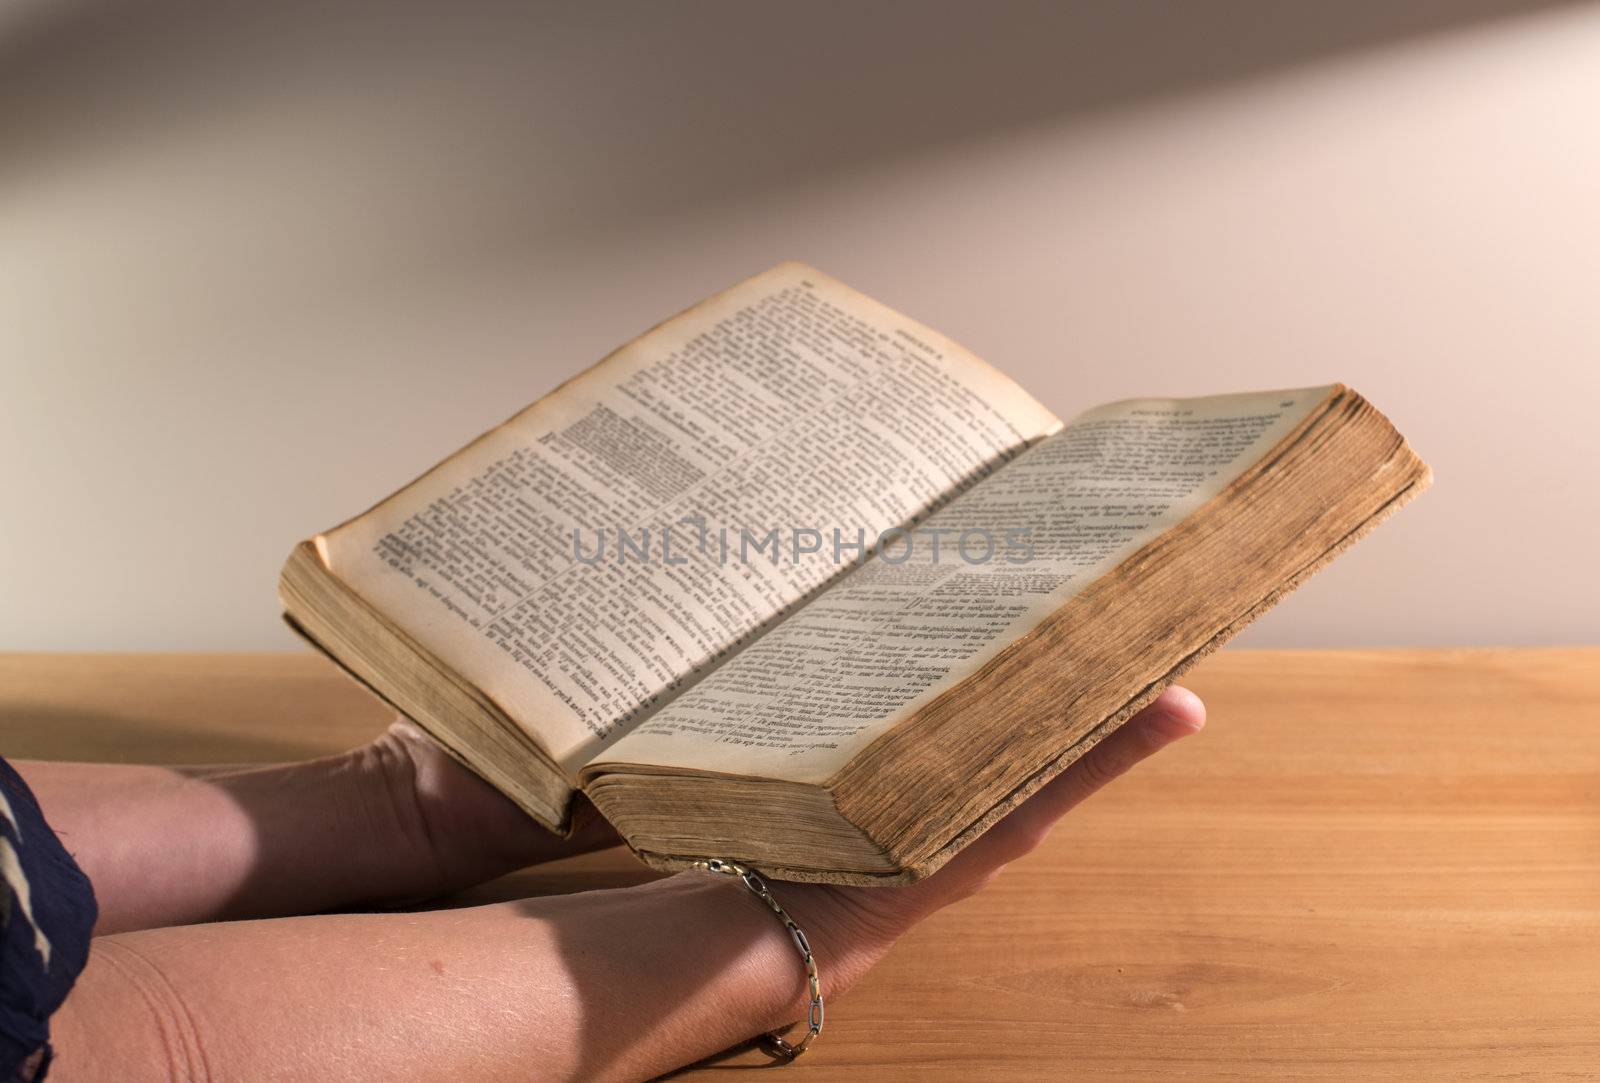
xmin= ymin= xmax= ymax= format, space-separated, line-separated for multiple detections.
xmin=1144 ymin=707 xmax=1205 ymax=742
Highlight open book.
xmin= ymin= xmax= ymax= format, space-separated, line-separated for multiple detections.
xmin=280 ymin=262 xmax=1430 ymax=885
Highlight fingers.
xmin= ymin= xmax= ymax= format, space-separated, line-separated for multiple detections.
xmin=961 ymin=686 xmax=1205 ymax=868
xmin=1025 ymin=685 xmax=1204 ymax=823
xmin=811 ymin=688 xmax=1206 ymax=934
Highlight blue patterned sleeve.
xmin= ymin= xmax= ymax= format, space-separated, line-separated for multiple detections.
xmin=0 ymin=759 xmax=97 ymax=1082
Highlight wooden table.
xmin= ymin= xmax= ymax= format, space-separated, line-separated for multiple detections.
xmin=4 ymin=649 xmax=1598 ymax=1079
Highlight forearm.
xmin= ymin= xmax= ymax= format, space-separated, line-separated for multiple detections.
xmin=50 ymin=874 xmax=883 ymax=1082
xmin=16 ymin=749 xmax=436 ymax=933
xmin=38 ymin=687 xmax=1202 ymax=1080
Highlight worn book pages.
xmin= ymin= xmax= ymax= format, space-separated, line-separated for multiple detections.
xmin=578 ymin=382 xmax=1428 ymax=882
xmin=593 ymin=386 xmax=1334 ymax=783
xmin=317 ymin=262 xmax=1058 ymax=772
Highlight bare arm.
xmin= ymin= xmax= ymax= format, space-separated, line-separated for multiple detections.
xmin=16 ymin=723 xmax=617 ymax=934
xmin=47 ymin=690 xmax=1204 ymax=1082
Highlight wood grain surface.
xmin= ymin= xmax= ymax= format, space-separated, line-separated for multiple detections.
xmin=4 ymin=648 xmax=1597 ymax=1079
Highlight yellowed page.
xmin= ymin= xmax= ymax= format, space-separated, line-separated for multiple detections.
xmin=321 ymin=262 xmax=1059 ymax=772
xmin=593 ymin=386 xmax=1334 ymax=783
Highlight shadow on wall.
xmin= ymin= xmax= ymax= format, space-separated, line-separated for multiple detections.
xmin=0 ymin=0 xmax=1575 ymax=248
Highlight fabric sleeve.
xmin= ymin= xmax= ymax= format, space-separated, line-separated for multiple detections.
xmin=0 ymin=759 xmax=97 ymax=1082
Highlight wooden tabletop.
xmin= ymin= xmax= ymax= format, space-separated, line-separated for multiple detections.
xmin=5 ymin=648 xmax=1598 ymax=1079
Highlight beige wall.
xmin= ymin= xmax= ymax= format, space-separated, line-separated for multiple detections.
xmin=3 ymin=1 xmax=1595 ymax=650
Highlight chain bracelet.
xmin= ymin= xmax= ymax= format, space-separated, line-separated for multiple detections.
xmin=691 ymin=858 xmax=823 ymax=1061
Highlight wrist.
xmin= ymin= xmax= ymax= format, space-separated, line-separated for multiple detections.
xmin=199 ymin=744 xmax=450 ymax=913
xmin=770 ymin=881 xmax=904 ymax=1003
xmin=364 ymin=720 xmax=623 ymax=894
xmin=667 ymin=870 xmax=903 ymax=1039
xmin=329 ymin=738 xmax=452 ymax=903
xmin=333 ymin=729 xmax=554 ymax=906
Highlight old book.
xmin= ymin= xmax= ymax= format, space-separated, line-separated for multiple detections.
xmin=280 ymin=262 xmax=1430 ymax=885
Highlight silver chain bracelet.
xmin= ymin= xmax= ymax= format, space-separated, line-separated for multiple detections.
xmin=692 ymin=858 xmax=824 ymax=1061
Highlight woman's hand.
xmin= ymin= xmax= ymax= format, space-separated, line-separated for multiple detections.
xmin=364 ymin=718 xmax=620 ymax=895
xmin=772 ymin=686 xmax=1206 ymax=1004
xmin=364 ymin=688 xmax=1204 ymax=1022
